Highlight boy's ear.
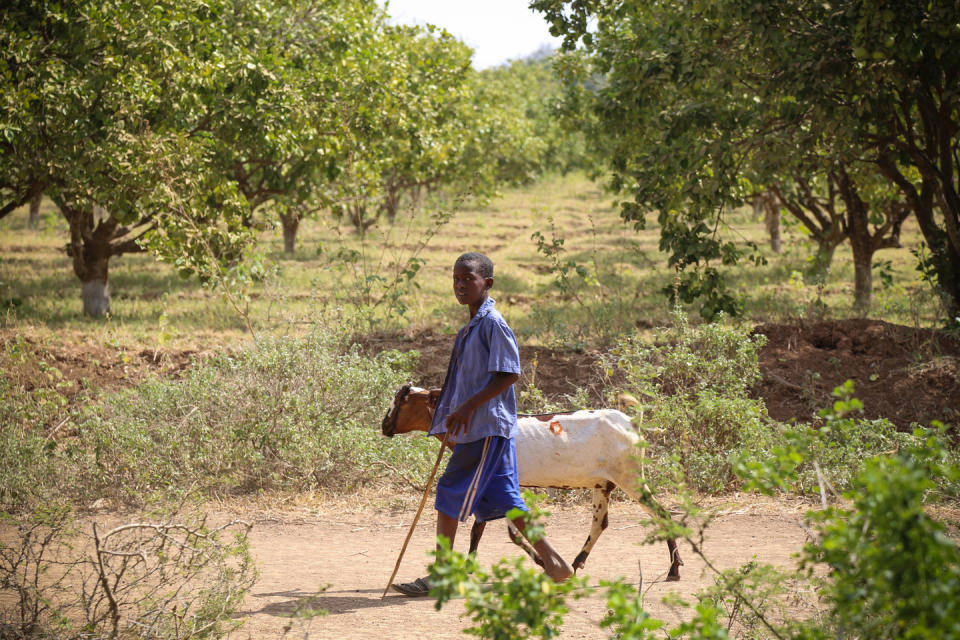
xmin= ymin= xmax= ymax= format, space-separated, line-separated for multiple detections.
xmin=485 ymin=276 xmax=494 ymax=290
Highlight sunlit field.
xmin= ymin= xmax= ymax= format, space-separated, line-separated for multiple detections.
xmin=0 ymin=172 xmax=940 ymax=353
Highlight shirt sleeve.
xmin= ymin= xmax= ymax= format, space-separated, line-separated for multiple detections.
xmin=486 ymin=317 xmax=522 ymax=375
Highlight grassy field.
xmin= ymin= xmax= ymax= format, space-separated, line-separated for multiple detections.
xmin=0 ymin=172 xmax=942 ymax=350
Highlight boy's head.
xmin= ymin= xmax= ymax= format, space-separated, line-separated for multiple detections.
xmin=452 ymin=252 xmax=494 ymax=309
xmin=454 ymin=252 xmax=494 ymax=279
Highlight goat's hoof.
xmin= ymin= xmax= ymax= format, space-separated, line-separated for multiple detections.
xmin=666 ymin=574 xmax=681 ymax=582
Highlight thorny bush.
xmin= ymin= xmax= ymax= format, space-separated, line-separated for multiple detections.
xmin=0 ymin=326 xmax=434 ymax=510
xmin=0 ymin=504 xmax=255 ymax=640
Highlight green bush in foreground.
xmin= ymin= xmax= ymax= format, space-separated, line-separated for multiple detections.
xmin=430 ymin=388 xmax=960 ymax=639
xmin=1 ymin=327 xmax=434 ymax=509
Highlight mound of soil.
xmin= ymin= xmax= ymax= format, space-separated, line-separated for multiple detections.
xmin=363 ymin=319 xmax=959 ymax=432
xmin=1 ymin=331 xmax=199 ymax=405
xmin=359 ymin=331 xmax=607 ymax=398
xmin=6 ymin=319 xmax=957 ymax=433
xmin=754 ymin=319 xmax=960 ymax=430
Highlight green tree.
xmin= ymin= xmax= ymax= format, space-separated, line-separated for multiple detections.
xmin=323 ymin=23 xmax=470 ymax=235
xmin=0 ymin=0 xmax=267 ymax=315
xmin=532 ymin=0 xmax=960 ymax=318
xmin=476 ymin=48 xmax=593 ymax=178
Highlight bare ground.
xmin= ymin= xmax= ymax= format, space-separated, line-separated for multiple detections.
xmin=229 ymin=497 xmax=815 ymax=640
xmin=5 ymin=320 xmax=958 ymax=637
xmin=6 ymin=319 xmax=958 ymax=432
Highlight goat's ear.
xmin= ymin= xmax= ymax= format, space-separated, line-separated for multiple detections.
xmin=428 ymin=388 xmax=442 ymax=407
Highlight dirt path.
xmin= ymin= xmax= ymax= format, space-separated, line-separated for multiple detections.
xmin=232 ymin=498 xmax=814 ymax=639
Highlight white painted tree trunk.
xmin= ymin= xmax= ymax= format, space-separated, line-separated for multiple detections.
xmin=82 ymin=280 xmax=110 ymax=317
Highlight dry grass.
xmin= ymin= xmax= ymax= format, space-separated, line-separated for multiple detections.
xmin=0 ymin=172 xmax=941 ymax=353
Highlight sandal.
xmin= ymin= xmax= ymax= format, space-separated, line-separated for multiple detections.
xmin=391 ymin=576 xmax=432 ymax=597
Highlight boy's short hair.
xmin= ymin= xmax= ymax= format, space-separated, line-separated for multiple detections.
xmin=455 ymin=252 xmax=494 ymax=279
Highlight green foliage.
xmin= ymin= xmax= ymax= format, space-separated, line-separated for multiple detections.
xmin=610 ymin=310 xmax=773 ymax=492
xmin=476 ymin=50 xmax=594 ymax=178
xmin=533 ymin=0 xmax=960 ymax=318
xmin=315 ymin=205 xmax=453 ymax=329
xmin=600 ymin=579 xmax=664 ymax=639
xmin=736 ymin=381 xmax=921 ymax=496
xmin=79 ymin=328 xmax=426 ymax=503
xmin=802 ymin=428 xmax=960 ymax=640
xmin=1 ymin=0 xmax=554 ymax=315
xmin=0 ymin=340 xmax=73 ymax=510
xmin=528 ymin=215 xmax=646 ymax=346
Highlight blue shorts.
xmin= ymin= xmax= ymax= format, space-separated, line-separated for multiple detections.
xmin=435 ymin=436 xmax=528 ymax=523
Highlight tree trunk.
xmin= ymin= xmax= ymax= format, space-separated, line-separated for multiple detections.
xmin=28 ymin=190 xmax=42 ymax=229
xmin=850 ymin=239 xmax=874 ymax=316
xmin=82 ymin=278 xmax=110 ymax=317
xmin=764 ymin=197 xmax=781 ymax=254
xmin=752 ymin=191 xmax=781 ymax=252
xmin=876 ymin=156 xmax=960 ymax=319
xmin=348 ymin=203 xmax=377 ymax=237
xmin=63 ymin=203 xmax=117 ymax=317
xmin=805 ymin=238 xmax=838 ymax=285
xmin=279 ymin=209 xmax=301 ymax=254
xmin=381 ymin=182 xmax=402 ymax=224
xmin=78 ymin=241 xmax=112 ymax=317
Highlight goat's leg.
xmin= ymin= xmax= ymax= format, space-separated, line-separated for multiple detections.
xmin=667 ymin=538 xmax=683 ymax=581
xmin=572 ymin=482 xmax=615 ymax=572
xmin=616 ymin=473 xmax=683 ymax=581
xmin=468 ymin=520 xmax=486 ymax=556
xmin=637 ymin=482 xmax=683 ymax=581
xmin=506 ymin=521 xmax=544 ymax=567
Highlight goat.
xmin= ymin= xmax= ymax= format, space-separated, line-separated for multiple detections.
xmin=381 ymin=384 xmax=682 ymax=579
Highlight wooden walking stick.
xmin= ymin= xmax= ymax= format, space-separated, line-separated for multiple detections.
xmin=381 ymin=430 xmax=451 ymax=599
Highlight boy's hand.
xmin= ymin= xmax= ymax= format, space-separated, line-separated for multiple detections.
xmin=445 ymin=401 xmax=477 ymax=437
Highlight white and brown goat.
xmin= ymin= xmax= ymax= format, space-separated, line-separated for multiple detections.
xmin=381 ymin=384 xmax=682 ymax=579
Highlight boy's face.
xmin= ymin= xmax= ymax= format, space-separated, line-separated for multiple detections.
xmin=452 ymin=263 xmax=492 ymax=309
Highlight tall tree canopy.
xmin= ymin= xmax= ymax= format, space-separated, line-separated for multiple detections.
xmin=2 ymin=0 xmax=538 ymax=313
xmin=532 ymin=0 xmax=960 ymax=318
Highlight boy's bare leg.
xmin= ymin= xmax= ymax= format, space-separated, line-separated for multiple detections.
xmin=437 ymin=511 xmax=459 ymax=550
xmin=510 ymin=516 xmax=574 ymax=582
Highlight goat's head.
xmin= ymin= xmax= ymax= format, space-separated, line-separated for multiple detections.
xmin=381 ymin=384 xmax=436 ymax=437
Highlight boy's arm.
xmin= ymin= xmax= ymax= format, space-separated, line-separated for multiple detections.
xmin=445 ymin=371 xmax=519 ymax=437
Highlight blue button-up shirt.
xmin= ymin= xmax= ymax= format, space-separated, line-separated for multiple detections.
xmin=429 ymin=297 xmax=522 ymax=444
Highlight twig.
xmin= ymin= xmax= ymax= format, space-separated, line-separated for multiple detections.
xmin=812 ymin=461 xmax=828 ymax=510
xmin=370 ymin=459 xmax=425 ymax=492
xmin=687 ymin=539 xmax=788 ymax=640
xmin=765 ymin=372 xmax=805 ymax=393
xmin=381 ymin=431 xmax=450 ymax=599
xmin=92 ymin=522 xmax=122 ymax=638
xmin=43 ymin=416 xmax=71 ymax=444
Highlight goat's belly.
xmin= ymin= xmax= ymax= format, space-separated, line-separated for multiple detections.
xmin=514 ymin=437 xmax=621 ymax=489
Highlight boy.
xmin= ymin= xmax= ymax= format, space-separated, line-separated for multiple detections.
xmin=392 ymin=252 xmax=573 ymax=597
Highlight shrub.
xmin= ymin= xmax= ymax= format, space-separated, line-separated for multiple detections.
xmin=736 ymin=381 xmax=922 ymax=496
xmin=0 ymin=343 xmax=74 ymax=510
xmin=609 ymin=310 xmax=775 ymax=492
xmin=77 ymin=327 xmax=431 ymax=503
xmin=2 ymin=326 xmax=434 ymax=508
xmin=0 ymin=504 xmax=255 ymax=640
xmin=429 ymin=502 xmax=589 ymax=639
xmin=804 ymin=428 xmax=960 ymax=639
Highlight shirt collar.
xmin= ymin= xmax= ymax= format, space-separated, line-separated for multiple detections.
xmin=467 ymin=297 xmax=496 ymax=329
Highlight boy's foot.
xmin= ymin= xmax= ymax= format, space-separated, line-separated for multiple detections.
xmin=391 ymin=577 xmax=432 ymax=597
xmin=545 ymin=558 xmax=574 ymax=583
